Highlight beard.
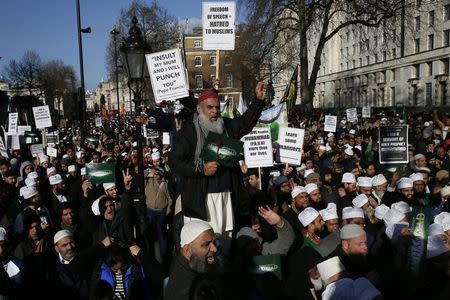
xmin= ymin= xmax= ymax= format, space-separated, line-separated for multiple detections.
xmin=365 ymin=206 xmax=377 ymax=224
xmin=198 ymin=111 xmax=224 ymax=135
xmin=310 ymin=277 xmax=324 ymax=291
xmin=189 ymin=253 xmax=223 ymax=274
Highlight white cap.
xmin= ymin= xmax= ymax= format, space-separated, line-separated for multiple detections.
xmin=357 ymin=177 xmax=372 ymax=187
xmin=27 ymin=171 xmax=39 ymax=181
xmin=413 ymin=153 xmax=425 ymax=160
xmin=391 ymin=201 xmax=410 ymax=214
xmin=354 ymin=145 xmax=362 ymax=151
xmin=180 ymin=220 xmax=213 ymax=247
xmin=340 ymin=224 xmax=366 ymax=240
xmin=62 ymin=154 xmax=69 ymax=159
xmin=296 ymin=164 xmax=307 ymax=172
xmin=304 ymin=169 xmax=314 ymax=179
xmin=49 ymin=174 xmax=63 ymax=185
xmin=68 ymin=165 xmax=77 ymax=173
xmin=80 ymin=167 xmax=86 ymax=176
xmin=342 ymin=207 xmax=364 ymax=220
xmin=352 ymin=194 xmax=369 ymax=208
xmin=304 ymin=183 xmax=319 ymax=194
xmin=424 ymin=121 xmax=430 ymax=127
xmin=317 ymin=256 xmax=345 ymax=284
xmin=441 ymin=186 xmax=450 ymax=198
xmin=427 ymin=235 xmax=449 ymax=259
xmin=349 ymin=129 xmax=356 ymax=135
xmin=383 ymin=208 xmax=405 ymax=227
xmin=0 ymin=227 xmax=7 ymax=241
xmin=269 ymin=170 xmax=280 ymax=177
xmin=54 ymin=229 xmax=73 ymax=244
xmin=385 ymin=221 xmax=409 ymax=241
xmin=76 ymin=151 xmax=84 ymax=159
xmin=397 ymin=177 xmax=413 ymax=189
xmin=25 ymin=177 xmax=37 ymax=187
xmin=375 ymin=204 xmax=389 ymax=220
xmin=327 ymin=133 xmax=334 ymax=138
xmin=322 ymin=278 xmax=381 ymax=300
xmin=103 ymin=182 xmax=116 ymax=191
xmin=151 ymin=149 xmax=161 ymax=161
xmin=20 ymin=186 xmax=39 ymax=200
xmin=409 ymin=173 xmax=424 ymax=182
xmin=47 ymin=167 xmax=57 ymax=176
xmin=298 ymin=207 xmax=320 ymax=227
xmin=320 ymin=203 xmax=338 ymax=221
xmin=39 ymin=154 xmax=49 ymax=163
xmin=344 ymin=148 xmax=354 ymax=156
xmin=434 ymin=212 xmax=450 ymax=231
xmin=91 ymin=198 xmax=100 ymax=216
xmin=372 ymin=174 xmax=387 ymax=186
xmin=291 ymin=186 xmax=306 ymax=198
xmin=429 ymin=223 xmax=445 ymax=236
xmin=342 ymin=172 xmax=356 ymax=184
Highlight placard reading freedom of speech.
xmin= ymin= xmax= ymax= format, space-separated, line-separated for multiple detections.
xmin=146 ymin=48 xmax=189 ymax=103
xmin=379 ymin=125 xmax=409 ymax=164
xmin=202 ymin=1 xmax=235 ymax=50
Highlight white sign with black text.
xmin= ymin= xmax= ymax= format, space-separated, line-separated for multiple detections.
xmin=46 ymin=146 xmax=58 ymax=158
xmin=278 ymin=127 xmax=305 ymax=165
xmin=32 ymin=105 xmax=52 ymax=129
xmin=346 ymin=108 xmax=358 ymax=123
xmin=8 ymin=113 xmax=18 ymax=135
xmin=362 ymin=106 xmax=371 ymax=118
xmin=242 ymin=128 xmax=273 ymax=168
xmin=324 ymin=115 xmax=337 ymax=133
xmin=202 ymin=1 xmax=236 ymax=50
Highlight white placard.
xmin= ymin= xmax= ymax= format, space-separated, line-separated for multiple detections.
xmin=46 ymin=146 xmax=58 ymax=158
xmin=30 ymin=144 xmax=44 ymax=156
xmin=241 ymin=127 xmax=273 ymax=168
xmin=32 ymin=105 xmax=52 ymax=129
xmin=346 ymin=108 xmax=358 ymax=123
xmin=47 ymin=131 xmax=59 ymax=145
xmin=146 ymin=48 xmax=189 ymax=103
xmin=7 ymin=135 xmax=20 ymax=150
xmin=17 ymin=125 xmax=31 ymax=134
xmin=202 ymin=1 xmax=236 ymax=50
xmin=324 ymin=115 xmax=337 ymax=133
xmin=8 ymin=113 xmax=18 ymax=135
xmin=0 ymin=136 xmax=8 ymax=158
xmin=278 ymin=127 xmax=305 ymax=165
xmin=362 ymin=106 xmax=371 ymax=118
xmin=95 ymin=117 xmax=102 ymax=127
xmin=162 ymin=132 xmax=171 ymax=145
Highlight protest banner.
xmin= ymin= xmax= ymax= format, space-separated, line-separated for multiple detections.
xmin=8 ymin=113 xmax=18 ymax=134
xmin=95 ymin=117 xmax=102 ymax=127
xmin=146 ymin=48 xmax=189 ymax=103
xmin=0 ymin=136 xmax=8 ymax=158
xmin=30 ymin=144 xmax=44 ymax=156
xmin=346 ymin=108 xmax=358 ymax=123
xmin=162 ymin=132 xmax=170 ymax=145
xmin=407 ymin=207 xmax=431 ymax=277
xmin=278 ymin=127 xmax=304 ymax=165
xmin=379 ymin=125 xmax=408 ymax=164
xmin=324 ymin=115 xmax=337 ymax=133
xmin=17 ymin=126 xmax=31 ymax=135
xmin=32 ymin=105 xmax=52 ymax=129
xmin=46 ymin=146 xmax=58 ymax=158
xmin=202 ymin=1 xmax=236 ymax=50
xmin=146 ymin=128 xmax=159 ymax=138
xmin=241 ymin=128 xmax=273 ymax=168
xmin=86 ymin=163 xmax=116 ymax=184
xmin=362 ymin=106 xmax=371 ymax=118
xmin=200 ymin=132 xmax=242 ymax=168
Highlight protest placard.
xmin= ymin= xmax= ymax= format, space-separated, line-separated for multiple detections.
xmin=6 ymin=135 xmax=20 ymax=150
xmin=162 ymin=132 xmax=170 ymax=145
xmin=30 ymin=144 xmax=44 ymax=156
xmin=86 ymin=163 xmax=115 ymax=184
xmin=32 ymin=105 xmax=52 ymax=129
xmin=241 ymin=128 xmax=273 ymax=168
xmin=200 ymin=132 xmax=242 ymax=167
xmin=146 ymin=128 xmax=159 ymax=138
xmin=379 ymin=125 xmax=408 ymax=164
xmin=0 ymin=136 xmax=8 ymax=158
xmin=17 ymin=126 xmax=31 ymax=134
xmin=95 ymin=117 xmax=102 ymax=127
xmin=324 ymin=115 xmax=337 ymax=133
xmin=278 ymin=127 xmax=304 ymax=165
xmin=8 ymin=113 xmax=18 ymax=134
xmin=202 ymin=1 xmax=235 ymax=50
xmin=346 ymin=108 xmax=358 ymax=123
xmin=46 ymin=146 xmax=58 ymax=158
xmin=146 ymin=48 xmax=189 ymax=103
xmin=362 ymin=106 xmax=371 ymax=118
xmin=47 ymin=131 xmax=59 ymax=145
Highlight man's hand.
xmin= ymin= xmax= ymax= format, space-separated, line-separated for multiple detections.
xmin=101 ymin=236 xmax=113 ymax=247
xmin=123 ymin=169 xmax=133 ymax=190
xmin=255 ymin=81 xmax=267 ymax=100
xmin=239 ymin=161 xmax=248 ymax=174
xmin=129 ymin=245 xmax=141 ymax=257
xmin=258 ymin=206 xmax=282 ymax=227
xmin=204 ymin=161 xmax=219 ymax=176
xmin=82 ymin=180 xmax=92 ymax=198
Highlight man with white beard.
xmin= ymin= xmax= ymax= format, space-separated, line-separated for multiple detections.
xmin=170 ymin=82 xmax=266 ymax=254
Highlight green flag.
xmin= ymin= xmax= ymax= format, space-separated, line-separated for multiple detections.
xmin=407 ymin=206 xmax=431 ymax=278
xmin=200 ymin=132 xmax=243 ymax=168
xmin=281 ymin=66 xmax=298 ymax=113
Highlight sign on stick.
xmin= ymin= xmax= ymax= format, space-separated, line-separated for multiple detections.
xmin=278 ymin=127 xmax=305 ymax=165
xmin=32 ymin=105 xmax=52 ymax=129
xmin=202 ymin=1 xmax=236 ymax=50
xmin=242 ymin=128 xmax=273 ymax=168
xmin=379 ymin=125 xmax=408 ymax=164
xmin=324 ymin=115 xmax=337 ymax=133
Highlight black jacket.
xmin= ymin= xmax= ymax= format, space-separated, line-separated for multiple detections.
xmin=169 ymin=99 xmax=264 ymax=220
xmin=165 ymin=254 xmax=199 ymax=300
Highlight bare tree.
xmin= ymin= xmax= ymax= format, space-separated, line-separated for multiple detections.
xmin=3 ymin=50 xmax=44 ymax=95
xmin=239 ymin=0 xmax=412 ymax=109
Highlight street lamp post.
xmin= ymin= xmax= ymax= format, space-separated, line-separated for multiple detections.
xmin=119 ymin=16 xmax=151 ymax=204
xmin=111 ymin=25 xmax=121 ymax=122
xmin=76 ymin=0 xmax=91 ymax=140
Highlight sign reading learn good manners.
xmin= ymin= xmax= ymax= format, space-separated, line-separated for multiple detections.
xmin=202 ymin=1 xmax=236 ymax=50
xmin=32 ymin=105 xmax=52 ymax=129
xmin=379 ymin=125 xmax=409 ymax=164
xmin=278 ymin=127 xmax=305 ymax=165
xmin=146 ymin=48 xmax=189 ymax=104
xmin=242 ymin=128 xmax=273 ymax=168
xmin=324 ymin=115 xmax=337 ymax=133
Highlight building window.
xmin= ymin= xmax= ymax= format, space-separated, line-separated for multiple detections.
xmin=444 ymin=29 xmax=450 ymax=47
xmin=413 ymin=64 xmax=420 ymax=78
xmin=225 ymin=56 xmax=232 ymax=65
xmin=426 ymin=83 xmax=432 ymax=106
xmin=194 ymin=56 xmax=202 ymax=67
xmin=427 ymin=62 xmax=433 ymax=76
xmin=194 ymin=40 xmax=201 ymax=48
xmin=428 ymin=34 xmax=434 ymax=50
xmin=352 ymin=60 xmax=355 ymax=69
xmin=209 ymin=56 xmax=217 ymax=66
xmin=195 ymin=75 xmax=203 ymax=89
xmin=416 ymin=0 xmax=421 ymax=8
xmin=391 ymin=69 xmax=396 ymax=81
xmin=374 ymin=36 xmax=378 ymax=47
xmin=412 ymin=85 xmax=418 ymax=106
xmin=366 ymin=56 xmax=370 ymax=65
xmin=415 ymin=39 xmax=420 ymax=53
xmin=415 ymin=16 xmax=420 ymax=31
xmin=392 ymin=48 xmax=397 ymax=58
xmin=382 ymin=51 xmax=387 ymax=61
xmin=375 ymin=53 xmax=378 ymax=63
xmin=442 ymin=58 xmax=450 ymax=74
xmin=359 ymin=58 xmax=362 ymax=67
xmin=225 ymin=73 xmax=233 ymax=88
xmin=429 ymin=11 xmax=435 ymax=26
xmin=445 ymin=4 xmax=450 ymax=21
xmin=390 ymin=87 xmax=396 ymax=105
xmin=210 ymin=75 xmax=216 ymax=84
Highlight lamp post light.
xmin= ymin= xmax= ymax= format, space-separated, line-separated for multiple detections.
xmin=111 ymin=25 xmax=121 ymax=122
xmin=119 ymin=16 xmax=151 ymax=204
xmin=76 ymin=0 xmax=91 ymax=140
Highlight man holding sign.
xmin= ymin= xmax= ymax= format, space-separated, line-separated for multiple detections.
xmin=170 ymin=82 xmax=266 ymax=254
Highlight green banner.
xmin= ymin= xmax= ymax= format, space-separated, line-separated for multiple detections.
xmin=407 ymin=206 xmax=431 ymax=277
xmin=251 ymin=254 xmax=282 ymax=280
xmin=200 ymin=132 xmax=243 ymax=168
xmin=86 ymin=163 xmax=115 ymax=184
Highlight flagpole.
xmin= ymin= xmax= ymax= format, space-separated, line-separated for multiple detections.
xmin=258 ymin=167 xmax=262 ymax=190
